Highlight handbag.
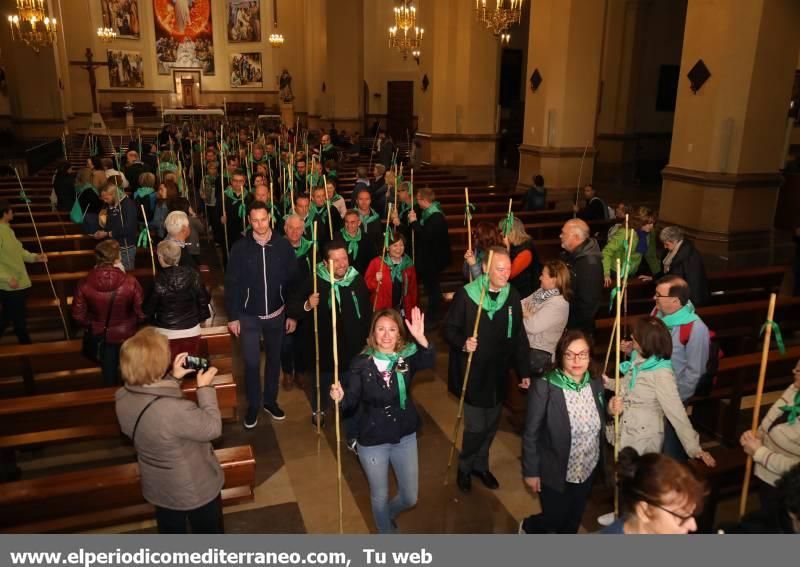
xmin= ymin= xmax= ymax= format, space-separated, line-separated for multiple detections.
xmin=82 ymin=289 xmax=118 ymax=363
xmin=528 ymin=348 xmax=553 ymax=379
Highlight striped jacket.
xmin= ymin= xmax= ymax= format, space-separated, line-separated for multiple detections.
xmin=754 ymin=383 xmax=800 ymax=486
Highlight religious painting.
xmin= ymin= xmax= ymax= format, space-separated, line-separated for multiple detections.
xmin=107 ymin=49 xmax=144 ymax=88
xmin=153 ymin=0 xmax=215 ymax=75
xmin=227 ymin=0 xmax=261 ymax=42
xmin=230 ymin=52 xmax=262 ymax=88
xmin=100 ymin=0 xmax=141 ymax=39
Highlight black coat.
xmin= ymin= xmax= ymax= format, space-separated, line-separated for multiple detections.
xmin=54 ymin=173 xmax=76 ymax=212
xmin=562 ymin=238 xmax=604 ymax=334
xmin=342 ymin=346 xmax=435 ymax=446
xmin=410 ymin=210 xmax=452 ymax=279
xmin=289 ymin=272 xmax=373 ymax=373
xmin=145 ymin=265 xmax=210 ymax=330
xmin=124 ymin=162 xmax=149 ymax=192
xmin=577 ymin=197 xmax=609 ymax=221
xmin=334 ymin=232 xmax=377 ymax=275
xmin=444 ymin=286 xmax=530 ymax=408
xmin=509 ymin=240 xmax=541 ymax=299
xmin=522 ymin=376 xmax=605 ymax=493
xmin=663 ymin=239 xmax=710 ymax=307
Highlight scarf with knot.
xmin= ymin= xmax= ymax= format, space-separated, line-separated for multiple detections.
xmin=464 ymin=274 xmax=510 ymax=320
xmin=779 ymin=388 xmax=800 ymax=425
xmin=544 ymin=368 xmax=592 ymax=392
xmin=359 ymin=208 xmax=380 ymax=228
xmin=619 ymin=352 xmax=674 ymax=390
xmin=316 ymin=263 xmax=361 ymax=318
xmin=224 ymin=187 xmax=246 ymax=218
xmin=420 ymin=202 xmax=443 ymax=226
xmin=365 ymin=343 xmax=419 ymax=409
xmin=340 ymin=228 xmax=362 ymax=258
xmin=386 ymin=254 xmax=414 ymax=283
xmin=658 ymin=302 xmax=699 ymax=331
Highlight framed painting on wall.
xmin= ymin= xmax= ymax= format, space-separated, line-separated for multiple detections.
xmin=107 ymin=49 xmax=144 ymax=88
xmin=227 ymin=0 xmax=261 ymax=42
xmin=230 ymin=52 xmax=262 ymax=88
xmin=100 ymin=0 xmax=141 ymax=39
xmin=153 ymin=0 xmax=215 ymax=75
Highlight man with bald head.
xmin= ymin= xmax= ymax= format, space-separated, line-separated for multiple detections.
xmin=559 ymin=219 xmax=603 ymax=334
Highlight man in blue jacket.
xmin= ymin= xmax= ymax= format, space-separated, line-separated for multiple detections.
xmin=225 ymin=202 xmax=299 ymax=429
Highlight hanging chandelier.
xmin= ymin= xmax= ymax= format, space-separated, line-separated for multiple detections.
xmin=269 ymin=33 xmax=284 ymax=47
xmin=388 ymin=1 xmax=423 ymax=61
xmin=475 ymin=0 xmax=523 ymax=39
xmin=97 ymin=27 xmax=116 ymax=42
xmin=7 ymin=0 xmax=57 ymax=54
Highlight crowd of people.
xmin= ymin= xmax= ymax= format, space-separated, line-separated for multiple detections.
xmin=3 ymin=121 xmax=797 ymax=535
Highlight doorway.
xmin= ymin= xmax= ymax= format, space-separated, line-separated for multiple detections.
xmin=173 ymin=70 xmax=201 ymax=108
xmin=387 ymin=81 xmax=413 ymax=143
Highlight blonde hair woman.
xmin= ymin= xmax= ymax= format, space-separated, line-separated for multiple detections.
xmin=502 ymin=217 xmax=541 ymax=298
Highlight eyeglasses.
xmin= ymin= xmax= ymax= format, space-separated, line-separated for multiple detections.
xmin=649 ymin=502 xmax=694 ymax=526
xmin=653 ymin=293 xmax=670 ymax=299
xmin=564 ymin=351 xmax=590 ymax=361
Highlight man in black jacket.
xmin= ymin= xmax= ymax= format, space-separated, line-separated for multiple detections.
xmin=444 ymin=247 xmax=530 ymax=493
xmin=96 ymin=182 xmax=139 ymax=271
xmin=560 ymin=219 xmax=603 ymax=335
xmin=334 ymin=210 xmax=377 ymax=275
xmin=409 ymin=187 xmax=451 ymax=328
xmin=123 ymin=150 xmax=150 ymax=193
xmin=225 ymin=202 xmax=299 ymax=429
xmin=573 ymin=184 xmax=610 ymax=221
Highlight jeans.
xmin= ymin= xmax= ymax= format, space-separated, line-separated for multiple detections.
xmin=521 ymin=472 xmax=595 ymax=534
xmin=240 ymin=313 xmax=284 ymax=411
xmin=358 ymin=432 xmax=418 ymax=533
xmin=154 ymin=494 xmax=223 ymax=534
xmin=101 ymin=342 xmax=121 ymax=387
xmin=0 ymin=288 xmax=31 ymax=344
xmin=119 ymin=245 xmax=136 ymax=271
xmin=459 ymin=402 xmax=503 ymax=474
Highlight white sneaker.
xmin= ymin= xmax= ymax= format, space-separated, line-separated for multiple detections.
xmin=597 ymin=512 xmax=615 ymax=527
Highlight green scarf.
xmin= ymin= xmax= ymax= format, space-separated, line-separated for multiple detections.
xmin=463 ymin=274 xmax=510 ymax=320
xmin=385 ymin=254 xmax=413 ymax=283
xmin=294 ymin=237 xmax=313 ymax=259
xmin=620 ymin=352 xmax=674 ymax=390
xmin=365 ymin=343 xmax=419 ymax=409
xmin=779 ymin=389 xmax=800 ymax=425
xmin=322 ymin=143 xmax=335 ymax=153
xmin=340 ymin=228 xmax=362 ymax=258
xmin=658 ymin=302 xmax=700 ymax=331
xmin=420 ymin=202 xmax=443 ymax=226
xmin=134 ymin=186 xmax=155 ymax=200
xmin=224 ymin=187 xmax=246 ymax=218
xmin=359 ymin=208 xmax=379 ymax=228
xmin=544 ymin=368 xmax=592 ymax=392
xmin=310 ymin=202 xmax=330 ymax=223
xmin=316 ymin=263 xmax=361 ymax=318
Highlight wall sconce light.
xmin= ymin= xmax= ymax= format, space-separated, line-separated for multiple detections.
xmin=530 ymin=69 xmax=542 ymax=92
xmin=687 ymin=59 xmax=710 ymax=94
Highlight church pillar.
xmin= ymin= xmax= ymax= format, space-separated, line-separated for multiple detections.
xmin=322 ymin=0 xmax=363 ymax=134
xmin=416 ymin=0 xmax=501 ymax=167
xmin=659 ymin=0 xmax=800 ymax=263
xmin=517 ymin=0 xmax=607 ymax=204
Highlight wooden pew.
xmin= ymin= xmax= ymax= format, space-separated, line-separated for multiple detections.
xmin=26 ymin=249 xmax=150 ymax=274
xmin=0 ymin=445 xmax=255 ymax=533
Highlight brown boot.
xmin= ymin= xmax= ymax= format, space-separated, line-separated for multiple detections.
xmin=282 ymin=371 xmax=294 ymax=391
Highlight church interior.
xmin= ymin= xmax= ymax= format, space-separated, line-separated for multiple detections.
xmin=0 ymin=0 xmax=799 ymax=535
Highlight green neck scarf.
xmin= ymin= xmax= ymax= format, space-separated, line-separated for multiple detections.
xmin=620 ymin=352 xmax=674 ymax=390
xmin=359 ymin=208 xmax=379 ymax=228
xmin=365 ymin=343 xmax=419 ymax=409
xmin=134 ymin=186 xmax=155 ymax=200
xmin=658 ymin=302 xmax=700 ymax=331
xmin=310 ymin=202 xmax=330 ymax=223
xmin=385 ymin=254 xmax=413 ymax=283
xmin=224 ymin=187 xmax=246 ymax=218
xmin=544 ymin=368 xmax=592 ymax=392
xmin=420 ymin=202 xmax=443 ymax=225
xmin=779 ymin=389 xmax=800 ymax=425
xmin=340 ymin=228 xmax=362 ymax=258
xmin=294 ymin=237 xmax=313 ymax=259
xmin=316 ymin=263 xmax=361 ymax=318
xmin=322 ymin=143 xmax=335 ymax=153
xmin=463 ymin=274 xmax=510 ymax=320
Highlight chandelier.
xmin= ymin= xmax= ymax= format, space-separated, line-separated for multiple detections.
xmin=475 ymin=0 xmax=523 ymax=39
xmin=7 ymin=0 xmax=57 ymax=53
xmin=269 ymin=33 xmax=284 ymax=47
xmin=97 ymin=27 xmax=117 ymax=42
xmin=388 ymin=1 xmax=423 ymax=61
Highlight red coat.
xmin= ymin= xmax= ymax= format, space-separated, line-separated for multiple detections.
xmin=72 ymin=265 xmax=146 ymax=344
xmin=364 ymin=256 xmax=418 ymax=316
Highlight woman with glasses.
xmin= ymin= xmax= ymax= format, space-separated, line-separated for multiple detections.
xmin=606 ymin=316 xmax=715 ymax=467
xmin=600 ymin=447 xmax=707 ymax=534
xmin=520 ymin=330 xmax=605 ymax=533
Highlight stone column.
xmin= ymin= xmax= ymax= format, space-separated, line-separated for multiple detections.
xmin=416 ymin=0 xmax=501 ymax=166
xmin=517 ymin=0 xmax=606 ymax=204
xmin=659 ymin=0 xmax=800 ymax=263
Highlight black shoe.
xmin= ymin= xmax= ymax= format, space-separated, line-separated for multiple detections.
xmin=472 ymin=470 xmax=500 ymax=490
xmin=456 ymin=470 xmax=472 ymax=493
xmin=243 ymin=407 xmax=259 ymax=429
xmin=263 ymin=403 xmax=286 ymax=421
xmin=311 ymin=411 xmax=325 ymax=428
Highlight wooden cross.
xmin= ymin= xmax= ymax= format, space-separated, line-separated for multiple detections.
xmin=69 ymin=48 xmax=109 ymax=113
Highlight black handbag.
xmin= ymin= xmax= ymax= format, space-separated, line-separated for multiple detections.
xmin=528 ymin=348 xmax=553 ymax=379
xmin=82 ymin=289 xmax=118 ymax=362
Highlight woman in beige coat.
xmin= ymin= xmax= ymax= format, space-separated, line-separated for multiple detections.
xmin=521 ymin=260 xmax=571 ymax=377
xmin=115 ymin=327 xmax=224 ymax=533
xmin=606 ymin=317 xmax=715 ymax=467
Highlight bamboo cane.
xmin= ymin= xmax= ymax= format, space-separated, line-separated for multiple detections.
xmin=739 ymin=293 xmax=778 ymax=518
xmin=313 ymin=222 xmax=321 ymax=437
xmin=465 ymin=187 xmax=473 ymax=283
xmin=323 ymin=174 xmax=333 ymax=240
xmin=613 ymin=258 xmax=622 ymax=518
xmin=330 ymin=258 xmax=344 ymax=534
xmin=14 ymin=168 xmax=69 ymax=339
xmin=445 ymin=250 xmax=495 ymax=485
xmin=410 ymin=168 xmax=415 ymax=263
xmin=140 ymin=204 xmax=157 ymax=275
xmin=373 ymin=203 xmax=393 ymax=310
xmin=603 ymin=228 xmax=636 ymax=374
xmin=573 ymin=141 xmax=590 ymax=218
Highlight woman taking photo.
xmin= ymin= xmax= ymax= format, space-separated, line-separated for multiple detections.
xmin=115 ymin=327 xmax=223 ymax=534
xmin=520 ymin=330 xmax=605 ymax=534
xmin=365 ymin=232 xmax=418 ymax=317
xmin=606 ymin=317 xmax=716 ymax=466
xmin=600 ymin=447 xmax=707 ymax=534
xmin=521 ymin=260 xmax=571 ymax=379
xmin=330 ymin=307 xmax=434 ymax=533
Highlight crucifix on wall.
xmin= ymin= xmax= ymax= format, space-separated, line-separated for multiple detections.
xmin=69 ymin=48 xmax=109 ymax=114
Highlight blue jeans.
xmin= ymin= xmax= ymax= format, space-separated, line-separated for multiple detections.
xmin=240 ymin=313 xmax=284 ymax=411
xmin=357 ymin=432 xmax=418 ymax=534
xmin=119 ymin=245 xmax=136 ymax=271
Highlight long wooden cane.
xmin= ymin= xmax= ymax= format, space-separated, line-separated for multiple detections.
xmin=603 ymin=228 xmax=636 ymax=374
xmin=323 ymin=174 xmax=333 ymax=240
xmin=465 ymin=187 xmax=473 ymax=282
xmin=14 ymin=168 xmax=69 ymax=339
xmin=410 ymin=168 xmax=415 ymax=263
xmin=613 ymin=258 xmax=622 ymax=518
xmin=739 ymin=293 xmax=778 ymax=518
xmin=573 ymin=141 xmax=589 ymax=218
xmin=140 ymin=204 xmax=156 ymax=275
xmin=330 ymin=258 xmax=344 ymax=534
xmin=445 ymin=250 xmax=495 ymax=485
xmin=373 ymin=203 xmax=393 ymax=310
xmin=313 ymin=222 xmax=321 ymax=437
